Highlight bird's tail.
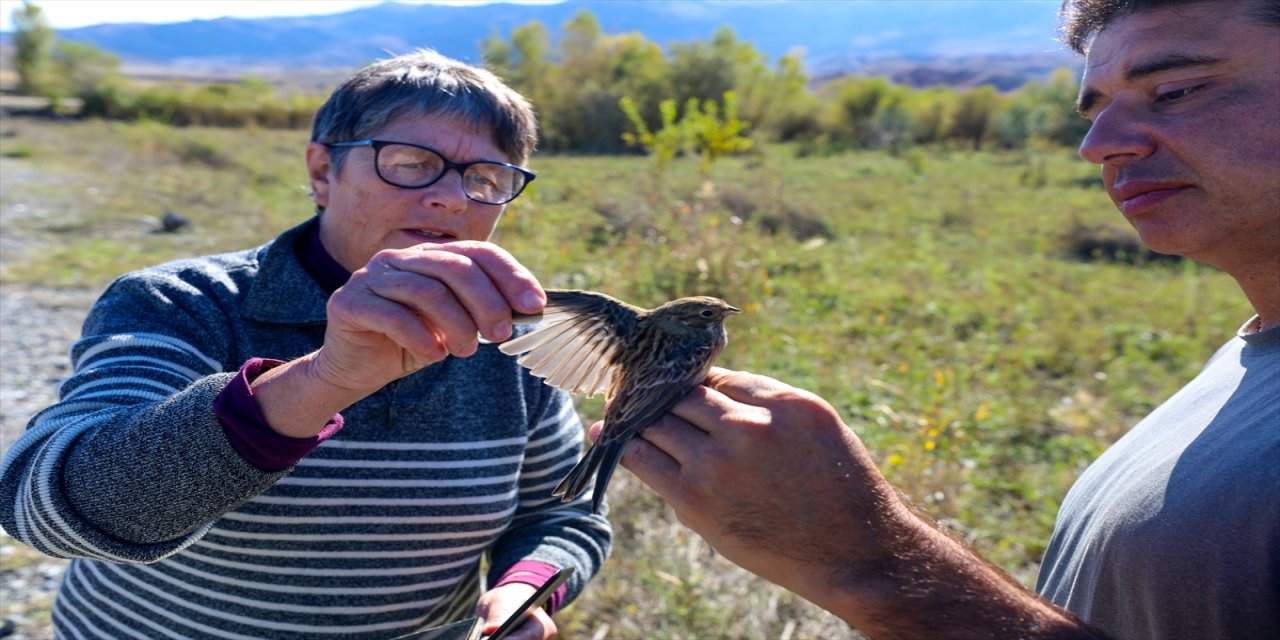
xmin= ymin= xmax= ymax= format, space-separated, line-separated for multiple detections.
xmin=552 ymin=440 xmax=625 ymax=515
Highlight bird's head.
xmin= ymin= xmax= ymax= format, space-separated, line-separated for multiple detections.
xmin=654 ymin=296 xmax=741 ymax=329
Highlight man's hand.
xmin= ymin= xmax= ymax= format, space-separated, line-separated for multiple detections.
xmin=607 ymin=367 xmax=1105 ymax=639
xmin=604 ymin=368 xmax=900 ymax=603
xmin=251 ymin=242 xmax=545 ymax=438
xmin=475 ymin=582 xmax=557 ymax=640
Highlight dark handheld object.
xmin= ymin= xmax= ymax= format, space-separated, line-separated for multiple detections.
xmin=485 ymin=567 xmax=574 ymax=640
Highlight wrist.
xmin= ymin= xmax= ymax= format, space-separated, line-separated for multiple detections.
xmin=495 ymin=561 xmax=568 ymax=615
xmin=807 ymin=495 xmax=928 ymax=622
xmin=250 ymin=352 xmax=366 ymax=438
xmin=819 ymin=499 xmax=1088 ymax=639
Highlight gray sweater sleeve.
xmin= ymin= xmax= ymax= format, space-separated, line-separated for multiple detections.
xmin=487 ymin=386 xmax=612 ymax=602
xmin=0 ymin=270 xmax=289 ymax=561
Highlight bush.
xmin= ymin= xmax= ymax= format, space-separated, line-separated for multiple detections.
xmin=77 ymin=79 xmax=325 ymax=129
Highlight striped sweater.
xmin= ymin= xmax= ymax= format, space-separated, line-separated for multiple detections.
xmin=0 ymin=219 xmax=612 ymax=638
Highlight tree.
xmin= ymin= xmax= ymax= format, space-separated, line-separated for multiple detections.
xmin=667 ymin=27 xmax=747 ymax=108
xmin=989 ymin=68 xmax=1091 ymax=149
xmin=686 ymin=91 xmax=754 ymax=174
xmin=11 ymin=1 xmax=56 ymax=96
xmin=825 ymin=76 xmax=895 ymax=149
xmin=51 ymin=40 xmax=121 ymax=98
xmin=949 ymin=86 xmax=998 ymax=150
xmin=621 ymin=91 xmax=754 ymax=177
xmin=483 ymin=22 xmax=552 ymax=105
xmin=753 ymin=49 xmax=820 ymax=142
xmin=621 ymin=95 xmax=688 ymax=174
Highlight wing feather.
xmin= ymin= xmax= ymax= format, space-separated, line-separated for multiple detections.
xmin=543 ymin=330 xmax=594 ymax=388
xmin=598 ymin=380 xmax=693 ymax=445
xmin=561 ymin=333 xmax=618 ymax=394
xmin=581 ymin=350 xmax=615 ymax=396
xmin=499 ymin=289 xmax=640 ymax=396
xmin=550 ymin=333 xmax=598 ymax=391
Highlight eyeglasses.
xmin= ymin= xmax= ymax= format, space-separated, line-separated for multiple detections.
xmin=325 ymin=139 xmax=536 ymax=205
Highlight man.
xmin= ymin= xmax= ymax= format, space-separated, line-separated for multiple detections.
xmin=612 ymin=1 xmax=1279 ymax=638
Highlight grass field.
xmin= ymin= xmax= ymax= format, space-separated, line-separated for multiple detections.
xmin=0 ymin=115 xmax=1251 ymax=638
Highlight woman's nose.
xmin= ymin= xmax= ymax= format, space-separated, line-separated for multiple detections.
xmin=420 ymin=168 xmax=470 ymax=212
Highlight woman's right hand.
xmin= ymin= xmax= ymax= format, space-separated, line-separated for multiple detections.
xmin=250 ymin=241 xmax=544 ymax=438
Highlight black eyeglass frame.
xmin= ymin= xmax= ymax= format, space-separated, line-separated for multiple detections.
xmin=325 ymin=139 xmax=536 ymax=205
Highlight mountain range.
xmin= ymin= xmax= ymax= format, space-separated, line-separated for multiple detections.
xmin=2 ymin=0 xmax=1081 ymax=90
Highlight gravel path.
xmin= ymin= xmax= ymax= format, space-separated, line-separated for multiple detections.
xmin=0 ymin=285 xmax=99 ymax=639
xmin=0 ymin=286 xmax=99 ymax=448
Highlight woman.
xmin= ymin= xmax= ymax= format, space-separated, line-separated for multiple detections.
xmin=0 ymin=49 xmax=610 ymax=640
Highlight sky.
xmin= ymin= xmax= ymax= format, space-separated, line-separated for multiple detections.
xmin=0 ymin=0 xmax=558 ymax=31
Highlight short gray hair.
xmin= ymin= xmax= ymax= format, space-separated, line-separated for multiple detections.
xmin=310 ymin=49 xmax=538 ymax=175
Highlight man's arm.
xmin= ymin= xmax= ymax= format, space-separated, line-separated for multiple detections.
xmin=613 ymin=368 xmax=1108 ymax=639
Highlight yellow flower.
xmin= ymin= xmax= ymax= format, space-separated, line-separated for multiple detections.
xmin=975 ymin=404 xmax=991 ymax=421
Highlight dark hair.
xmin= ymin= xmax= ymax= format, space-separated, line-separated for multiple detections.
xmin=1059 ymin=0 xmax=1280 ymax=53
xmin=310 ymin=49 xmax=537 ymax=173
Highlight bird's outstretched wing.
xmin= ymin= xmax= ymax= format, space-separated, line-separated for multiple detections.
xmin=499 ymin=289 xmax=641 ymax=396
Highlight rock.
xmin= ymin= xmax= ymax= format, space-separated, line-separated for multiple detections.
xmin=158 ymin=211 xmax=191 ymax=233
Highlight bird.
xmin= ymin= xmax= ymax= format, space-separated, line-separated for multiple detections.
xmin=499 ymin=289 xmax=740 ymax=514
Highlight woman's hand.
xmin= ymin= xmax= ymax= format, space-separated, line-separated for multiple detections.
xmin=250 ymin=241 xmax=544 ymax=438
xmin=475 ymin=582 xmax=557 ymax=640
xmin=318 ymin=241 xmax=544 ymax=390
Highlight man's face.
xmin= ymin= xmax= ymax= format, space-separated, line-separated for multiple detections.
xmin=1076 ymin=1 xmax=1280 ymax=272
xmin=305 ymin=114 xmax=509 ymax=272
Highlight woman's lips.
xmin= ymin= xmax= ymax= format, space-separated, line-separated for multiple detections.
xmin=404 ymin=228 xmax=455 ymax=242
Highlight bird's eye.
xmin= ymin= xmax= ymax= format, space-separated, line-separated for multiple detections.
xmin=700 ymin=309 xmax=716 ymax=318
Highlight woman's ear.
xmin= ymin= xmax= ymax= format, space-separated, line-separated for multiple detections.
xmin=305 ymin=143 xmax=333 ymax=210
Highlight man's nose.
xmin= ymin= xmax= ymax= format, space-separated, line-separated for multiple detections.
xmin=1078 ymin=101 xmax=1156 ymax=166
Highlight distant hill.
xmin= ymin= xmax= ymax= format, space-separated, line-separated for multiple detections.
xmin=1 ymin=0 xmax=1080 ymax=90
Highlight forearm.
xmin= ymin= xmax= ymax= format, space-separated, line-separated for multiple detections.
xmin=1 ymin=374 xmax=289 ymax=558
xmin=247 ymin=350 xmax=368 ymax=438
xmin=631 ymin=372 xmax=1109 ymax=640
xmin=819 ymin=501 xmax=1107 ymax=640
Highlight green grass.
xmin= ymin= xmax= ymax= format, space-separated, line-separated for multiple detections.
xmin=0 ymin=116 xmax=1250 ymax=637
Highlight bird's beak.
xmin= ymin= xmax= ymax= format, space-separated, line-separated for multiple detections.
xmin=727 ymin=306 xmax=742 ymax=315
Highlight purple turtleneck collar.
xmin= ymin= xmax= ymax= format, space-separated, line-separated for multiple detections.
xmin=295 ymin=218 xmax=352 ymax=294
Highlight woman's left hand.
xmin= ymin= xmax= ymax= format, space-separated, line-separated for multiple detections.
xmin=475 ymin=583 xmax=557 ymax=640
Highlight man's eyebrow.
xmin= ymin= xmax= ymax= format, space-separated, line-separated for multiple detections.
xmin=1125 ymin=53 xmax=1224 ymax=81
xmin=1076 ymin=53 xmax=1226 ymax=116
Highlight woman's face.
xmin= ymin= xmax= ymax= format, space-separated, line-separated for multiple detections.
xmin=306 ymin=113 xmax=510 ymax=272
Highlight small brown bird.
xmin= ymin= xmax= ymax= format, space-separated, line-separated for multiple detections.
xmin=500 ymin=289 xmax=740 ymax=514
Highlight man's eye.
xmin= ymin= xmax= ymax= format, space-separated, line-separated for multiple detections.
xmin=1156 ymin=84 xmax=1206 ymax=103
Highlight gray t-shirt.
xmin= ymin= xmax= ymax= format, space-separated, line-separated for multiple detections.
xmin=1036 ymin=318 xmax=1280 ymax=639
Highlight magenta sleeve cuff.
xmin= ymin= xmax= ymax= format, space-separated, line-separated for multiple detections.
xmin=495 ymin=560 xmax=568 ymax=616
xmin=213 ymin=357 xmax=344 ymax=471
